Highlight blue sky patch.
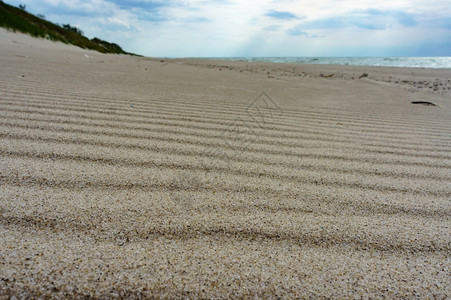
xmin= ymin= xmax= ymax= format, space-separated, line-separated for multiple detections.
xmin=265 ymin=10 xmax=301 ymax=20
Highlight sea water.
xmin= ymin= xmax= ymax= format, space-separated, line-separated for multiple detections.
xmin=202 ymin=57 xmax=451 ymax=69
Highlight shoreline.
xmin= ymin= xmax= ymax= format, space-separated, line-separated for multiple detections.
xmin=177 ymin=56 xmax=451 ymax=69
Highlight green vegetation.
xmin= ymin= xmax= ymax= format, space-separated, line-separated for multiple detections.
xmin=0 ymin=1 xmax=138 ymax=55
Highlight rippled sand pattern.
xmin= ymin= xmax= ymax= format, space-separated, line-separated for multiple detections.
xmin=1 ymin=30 xmax=450 ymax=298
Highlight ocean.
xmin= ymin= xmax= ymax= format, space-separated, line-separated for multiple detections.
xmin=203 ymin=57 xmax=451 ymax=69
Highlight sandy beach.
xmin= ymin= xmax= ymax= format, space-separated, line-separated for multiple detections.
xmin=0 ymin=28 xmax=450 ymax=298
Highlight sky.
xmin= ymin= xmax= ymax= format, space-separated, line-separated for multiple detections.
xmin=6 ymin=0 xmax=451 ymax=57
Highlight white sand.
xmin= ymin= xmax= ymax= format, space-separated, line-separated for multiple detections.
xmin=0 ymin=28 xmax=450 ymax=298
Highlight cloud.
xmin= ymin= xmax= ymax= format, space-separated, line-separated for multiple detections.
xmin=265 ymin=10 xmax=301 ymax=20
xmin=285 ymin=27 xmax=308 ymax=36
xmin=11 ymin=0 xmax=117 ymax=19
xmin=285 ymin=27 xmax=323 ymax=38
xmin=181 ymin=17 xmax=211 ymax=23
xmin=423 ymin=17 xmax=451 ymax=29
xmin=107 ymin=17 xmax=130 ymax=28
xmin=359 ymin=9 xmax=417 ymax=27
xmin=263 ymin=25 xmax=282 ymax=31
xmin=298 ymin=9 xmax=417 ymax=30
xmin=103 ymin=0 xmax=170 ymax=11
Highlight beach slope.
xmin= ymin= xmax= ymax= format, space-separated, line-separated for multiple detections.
xmin=0 ymin=29 xmax=450 ymax=298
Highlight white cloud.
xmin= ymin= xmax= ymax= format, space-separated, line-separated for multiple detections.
xmin=107 ymin=17 xmax=131 ymax=28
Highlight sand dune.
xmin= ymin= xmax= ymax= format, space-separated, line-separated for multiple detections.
xmin=1 ymin=29 xmax=450 ymax=298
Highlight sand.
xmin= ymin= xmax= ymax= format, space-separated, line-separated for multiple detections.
xmin=0 ymin=28 xmax=450 ymax=298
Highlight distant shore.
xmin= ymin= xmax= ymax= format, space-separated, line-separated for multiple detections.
xmin=184 ymin=56 xmax=451 ymax=69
